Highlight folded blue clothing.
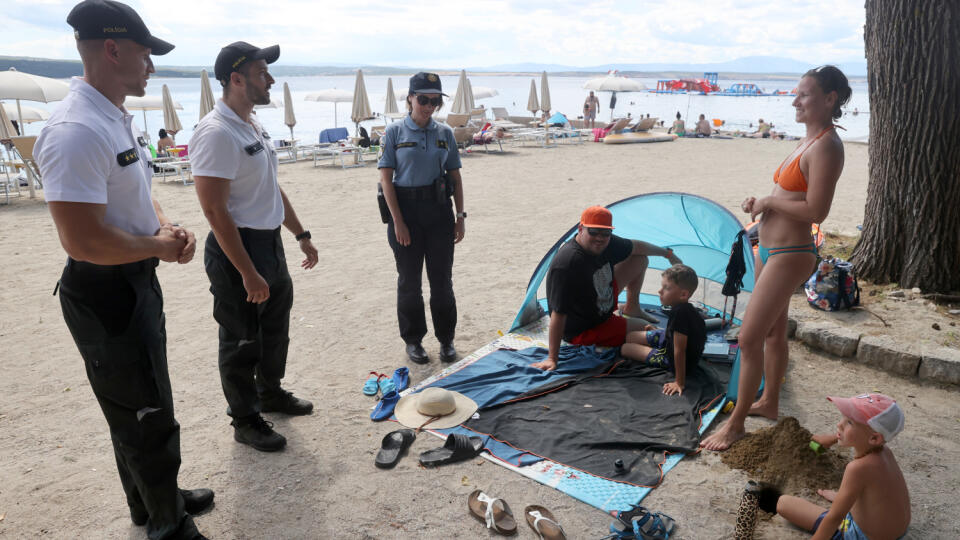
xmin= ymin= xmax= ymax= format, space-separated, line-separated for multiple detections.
xmin=426 ymin=345 xmax=617 ymax=409
xmin=319 ymin=127 xmax=349 ymax=143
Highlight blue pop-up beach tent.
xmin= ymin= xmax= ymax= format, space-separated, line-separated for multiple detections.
xmin=400 ymin=192 xmax=756 ymax=512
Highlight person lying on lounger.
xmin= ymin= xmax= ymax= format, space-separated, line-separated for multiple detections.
xmin=621 ymin=264 xmax=706 ymax=396
xmin=531 ymin=206 xmax=681 ymax=371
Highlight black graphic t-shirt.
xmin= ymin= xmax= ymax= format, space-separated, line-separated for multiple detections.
xmin=546 ymin=235 xmax=633 ymax=340
xmin=666 ymin=302 xmax=707 ymax=372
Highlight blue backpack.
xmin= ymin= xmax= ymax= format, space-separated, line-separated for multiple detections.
xmin=805 ymin=257 xmax=861 ymax=311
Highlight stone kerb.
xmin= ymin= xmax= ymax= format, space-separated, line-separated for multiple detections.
xmin=855 ymin=336 xmax=921 ymax=376
xmin=787 ymin=318 xmax=959 ymax=387
xmin=794 ymin=321 xmax=860 ymax=357
xmin=919 ymin=347 xmax=960 ymax=386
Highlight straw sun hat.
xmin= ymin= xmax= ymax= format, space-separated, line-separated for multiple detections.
xmin=395 ymin=387 xmax=478 ymax=430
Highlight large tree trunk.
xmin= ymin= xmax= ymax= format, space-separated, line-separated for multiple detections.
xmin=852 ymin=0 xmax=960 ymax=292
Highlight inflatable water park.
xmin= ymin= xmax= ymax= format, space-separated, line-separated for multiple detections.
xmin=652 ymin=72 xmax=796 ymax=97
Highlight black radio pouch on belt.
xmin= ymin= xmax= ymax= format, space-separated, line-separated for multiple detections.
xmin=433 ymin=173 xmax=454 ymax=203
xmin=376 ymin=183 xmax=390 ymax=224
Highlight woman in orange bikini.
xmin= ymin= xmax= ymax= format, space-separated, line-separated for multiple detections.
xmin=702 ymin=66 xmax=851 ymax=451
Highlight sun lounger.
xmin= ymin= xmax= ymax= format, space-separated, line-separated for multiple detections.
xmin=630 ymin=117 xmax=659 ymax=132
xmin=592 ymin=118 xmax=631 ymax=142
xmin=446 ymin=114 xmax=470 ymax=128
xmin=9 ymin=136 xmax=42 ymax=197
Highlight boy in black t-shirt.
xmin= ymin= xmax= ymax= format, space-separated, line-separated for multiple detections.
xmin=622 ymin=264 xmax=706 ymax=396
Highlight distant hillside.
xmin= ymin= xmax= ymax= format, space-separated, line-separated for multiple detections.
xmin=0 ymin=56 xmax=420 ymax=78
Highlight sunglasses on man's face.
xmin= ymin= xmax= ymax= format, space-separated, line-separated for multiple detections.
xmin=416 ymin=95 xmax=443 ymax=107
xmin=586 ymin=228 xmax=612 ymax=237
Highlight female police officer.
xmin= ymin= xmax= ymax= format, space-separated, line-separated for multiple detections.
xmin=378 ymin=72 xmax=465 ymax=364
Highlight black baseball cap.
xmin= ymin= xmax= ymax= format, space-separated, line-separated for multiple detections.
xmin=409 ymin=72 xmax=446 ymax=95
xmin=67 ymin=0 xmax=174 ymax=56
xmin=214 ymin=42 xmax=280 ymax=84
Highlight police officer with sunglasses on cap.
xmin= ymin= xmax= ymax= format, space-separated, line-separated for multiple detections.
xmin=190 ymin=41 xmax=318 ymax=453
xmin=35 ymin=1 xmax=212 ymax=538
xmin=378 ymin=72 xmax=465 ymax=365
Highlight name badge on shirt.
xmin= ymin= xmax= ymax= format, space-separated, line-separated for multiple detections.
xmin=117 ymin=148 xmax=140 ymax=167
xmin=137 ymin=136 xmax=147 ymax=147
xmin=437 ymin=140 xmax=448 ymax=149
xmin=395 ymin=142 xmax=417 ymax=149
xmin=244 ymin=141 xmax=264 ymax=155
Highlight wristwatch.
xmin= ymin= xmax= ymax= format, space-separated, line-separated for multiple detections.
xmin=456 ymin=212 xmax=467 ymax=219
xmin=295 ymin=230 xmax=311 ymax=241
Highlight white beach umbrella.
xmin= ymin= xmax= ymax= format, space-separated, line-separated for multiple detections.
xmin=124 ymin=94 xmax=182 ymax=138
xmin=161 ymin=84 xmax=183 ymax=136
xmin=198 ymin=69 xmax=216 ymax=121
xmin=472 ymin=86 xmax=499 ymax=100
xmin=350 ymin=69 xmax=372 ymax=133
xmin=384 ymin=77 xmax=399 ymax=116
xmin=540 ymin=71 xmax=551 ymax=116
xmin=466 ymin=78 xmax=476 ymax=111
xmin=1 ymin=103 xmax=48 ymax=123
xmin=583 ymin=74 xmax=647 ymax=92
xmin=526 ymin=79 xmax=539 ymax=115
xmin=305 ymin=88 xmax=353 ymax=128
xmin=0 ymin=68 xmax=68 ymax=135
xmin=283 ymin=82 xmax=296 ymax=140
xmin=450 ymin=70 xmax=471 ymax=115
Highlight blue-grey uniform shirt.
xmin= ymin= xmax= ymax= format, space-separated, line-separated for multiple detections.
xmin=378 ymin=114 xmax=461 ymax=187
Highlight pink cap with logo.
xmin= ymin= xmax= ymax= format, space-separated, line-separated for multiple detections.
xmin=827 ymin=393 xmax=904 ymax=442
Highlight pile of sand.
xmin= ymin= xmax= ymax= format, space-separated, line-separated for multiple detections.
xmin=721 ymin=417 xmax=848 ymax=494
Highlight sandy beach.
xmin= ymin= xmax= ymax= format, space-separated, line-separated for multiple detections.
xmin=1 ymin=136 xmax=957 ymax=539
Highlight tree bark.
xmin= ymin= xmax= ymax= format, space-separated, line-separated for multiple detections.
xmin=852 ymin=0 xmax=960 ymax=292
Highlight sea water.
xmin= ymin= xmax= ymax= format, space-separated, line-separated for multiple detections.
xmin=20 ymin=73 xmax=870 ymax=145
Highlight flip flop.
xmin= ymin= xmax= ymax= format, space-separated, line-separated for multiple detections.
xmin=605 ymin=506 xmax=676 ymax=540
xmin=362 ymin=372 xmax=381 ymax=396
xmin=524 ymin=505 xmax=566 ymax=539
xmin=370 ymin=390 xmax=399 ymax=421
xmin=378 ymin=375 xmax=396 ymax=396
xmin=374 ymin=429 xmax=415 ymax=469
xmin=467 ymin=489 xmax=518 ymax=535
xmin=391 ymin=367 xmax=410 ymax=393
xmin=419 ymin=433 xmax=484 ymax=467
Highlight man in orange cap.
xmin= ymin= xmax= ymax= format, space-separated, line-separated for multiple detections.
xmin=532 ymin=206 xmax=681 ymax=371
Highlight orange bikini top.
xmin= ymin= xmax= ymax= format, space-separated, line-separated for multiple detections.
xmin=773 ymin=126 xmax=836 ymax=192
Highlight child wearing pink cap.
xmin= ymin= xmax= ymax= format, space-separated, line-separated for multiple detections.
xmin=772 ymin=393 xmax=910 ymax=539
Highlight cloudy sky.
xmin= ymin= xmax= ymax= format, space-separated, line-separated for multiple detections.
xmin=3 ymin=0 xmax=866 ymax=68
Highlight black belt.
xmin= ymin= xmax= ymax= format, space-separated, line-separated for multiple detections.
xmin=394 ymin=185 xmax=437 ymax=200
xmin=66 ymin=257 xmax=159 ymax=275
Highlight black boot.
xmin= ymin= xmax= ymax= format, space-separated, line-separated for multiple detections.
xmin=231 ymin=414 xmax=287 ymax=452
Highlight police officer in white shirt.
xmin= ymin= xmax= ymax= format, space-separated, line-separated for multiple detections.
xmin=190 ymin=42 xmax=318 ymax=453
xmin=35 ymin=1 xmax=211 ymax=538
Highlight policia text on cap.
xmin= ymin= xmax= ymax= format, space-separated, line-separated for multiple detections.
xmin=378 ymin=72 xmax=466 ymax=365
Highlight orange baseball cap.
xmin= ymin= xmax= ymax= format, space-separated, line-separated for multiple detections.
xmin=580 ymin=206 xmax=614 ymax=229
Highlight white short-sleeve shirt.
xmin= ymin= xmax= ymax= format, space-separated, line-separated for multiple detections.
xmin=189 ymin=100 xmax=284 ymax=230
xmin=35 ymin=78 xmax=160 ymax=237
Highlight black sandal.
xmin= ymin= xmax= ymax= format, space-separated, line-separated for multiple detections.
xmin=419 ymin=433 xmax=484 ymax=467
xmin=374 ymin=429 xmax=415 ymax=469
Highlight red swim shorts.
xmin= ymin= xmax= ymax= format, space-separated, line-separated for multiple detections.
xmin=570 ymin=314 xmax=628 ymax=347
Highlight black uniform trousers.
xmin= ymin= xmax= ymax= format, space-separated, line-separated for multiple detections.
xmin=387 ymin=195 xmax=457 ymax=345
xmin=204 ymin=227 xmax=293 ymax=419
xmin=58 ymin=258 xmax=197 ymax=540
